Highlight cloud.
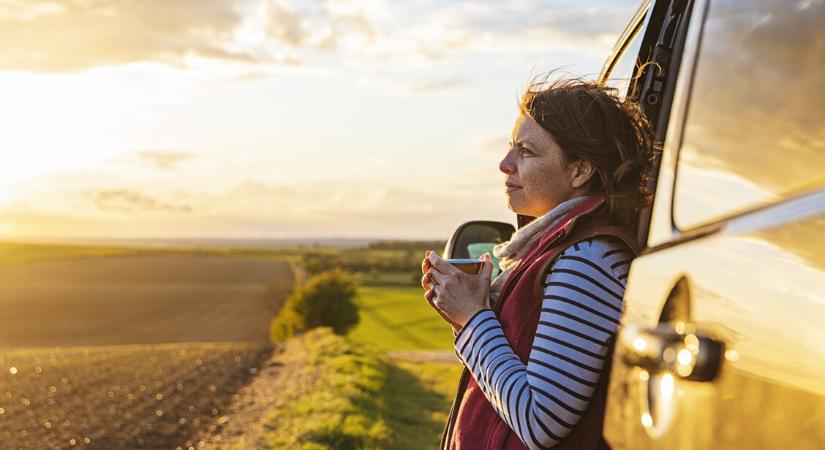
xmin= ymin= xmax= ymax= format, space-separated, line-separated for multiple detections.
xmin=408 ymin=1 xmax=637 ymax=56
xmin=220 ymin=178 xmax=507 ymax=221
xmin=0 ymin=0 xmax=257 ymax=71
xmin=0 ymin=177 xmax=513 ymax=239
xmin=0 ymin=201 xmax=92 ymax=226
xmin=85 ymin=189 xmax=193 ymax=213
xmin=0 ymin=0 xmax=638 ymax=73
xmin=110 ymin=151 xmax=198 ymax=172
xmin=135 ymin=151 xmax=197 ymax=171
xmin=357 ymin=75 xmax=471 ymax=95
xmin=229 ymin=180 xmax=296 ymax=197
xmin=176 ymin=178 xmax=506 ymax=223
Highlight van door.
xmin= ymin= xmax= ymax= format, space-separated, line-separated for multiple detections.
xmin=603 ymin=0 xmax=825 ymax=448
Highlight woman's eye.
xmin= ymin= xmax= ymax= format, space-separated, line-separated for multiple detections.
xmin=519 ymin=148 xmax=533 ymax=157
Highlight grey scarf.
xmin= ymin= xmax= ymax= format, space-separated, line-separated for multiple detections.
xmin=489 ymin=195 xmax=593 ymax=306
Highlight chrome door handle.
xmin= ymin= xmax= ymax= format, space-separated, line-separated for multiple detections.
xmin=619 ymin=322 xmax=724 ymax=382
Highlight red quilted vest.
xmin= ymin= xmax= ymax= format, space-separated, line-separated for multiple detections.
xmin=441 ymin=195 xmax=640 ymax=450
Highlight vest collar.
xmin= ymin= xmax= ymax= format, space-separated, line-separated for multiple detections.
xmin=520 ymin=194 xmax=606 ymax=265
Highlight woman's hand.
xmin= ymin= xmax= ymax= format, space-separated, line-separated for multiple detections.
xmin=420 ymin=251 xmax=494 ymax=329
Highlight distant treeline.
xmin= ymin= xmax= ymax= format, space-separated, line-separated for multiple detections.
xmin=367 ymin=240 xmax=446 ymax=251
xmin=300 ymin=241 xmax=445 ymax=276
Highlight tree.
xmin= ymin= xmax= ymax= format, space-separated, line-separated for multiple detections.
xmin=271 ymin=268 xmax=360 ymax=341
xmin=301 ymin=252 xmax=345 ymax=275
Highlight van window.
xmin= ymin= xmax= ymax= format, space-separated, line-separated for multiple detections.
xmin=673 ymin=0 xmax=825 ymax=230
xmin=604 ymin=23 xmax=645 ymax=99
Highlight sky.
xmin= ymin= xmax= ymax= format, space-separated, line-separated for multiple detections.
xmin=0 ymin=0 xmax=640 ymax=240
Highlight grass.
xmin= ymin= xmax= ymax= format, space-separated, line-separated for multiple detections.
xmin=261 ymin=328 xmax=391 ymax=449
xmin=262 ymin=271 xmax=462 ymax=449
xmin=342 ymin=274 xmax=463 ymax=448
xmin=260 ymin=328 xmax=461 ymax=450
xmin=383 ymin=360 xmax=463 ymax=449
xmin=347 ymin=285 xmax=455 ymax=351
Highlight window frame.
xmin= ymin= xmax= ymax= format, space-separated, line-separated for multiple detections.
xmin=599 ymin=1 xmax=653 ymax=97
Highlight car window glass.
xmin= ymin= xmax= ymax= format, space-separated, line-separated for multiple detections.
xmin=673 ymin=0 xmax=825 ymax=229
xmin=604 ymin=23 xmax=645 ymax=99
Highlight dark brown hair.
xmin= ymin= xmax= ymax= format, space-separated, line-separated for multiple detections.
xmin=519 ymin=76 xmax=655 ymax=232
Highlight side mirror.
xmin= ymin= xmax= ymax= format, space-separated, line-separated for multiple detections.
xmin=443 ymin=221 xmax=516 ymax=278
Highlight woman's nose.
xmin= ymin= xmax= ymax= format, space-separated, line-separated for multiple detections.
xmin=499 ymin=153 xmax=515 ymax=174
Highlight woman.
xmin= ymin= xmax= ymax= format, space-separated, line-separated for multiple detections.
xmin=421 ymin=77 xmax=653 ymax=450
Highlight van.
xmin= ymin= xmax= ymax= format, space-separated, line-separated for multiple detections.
xmin=443 ymin=0 xmax=825 ymax=447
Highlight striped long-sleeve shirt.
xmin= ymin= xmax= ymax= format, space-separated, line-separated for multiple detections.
xmin=453 ymin=237 xmax=633 ymax=450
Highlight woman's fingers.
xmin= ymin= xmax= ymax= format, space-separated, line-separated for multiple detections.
xmin=425 ymin=289 xmax=460 ymax=328
xmin=479 ymin=253 xmax=494 ymax=281
xmin=429 ymin=268 xmax=448 ymax=285
xmin=427 ymin=252 xmax=459 ymax=274
xmin=425 ymin=287 xmax=440 ymax=309
xmin=421 ymin=271 xmax=435 ymax=290
xmin=421 ymin=251 xmax=432 ymax=274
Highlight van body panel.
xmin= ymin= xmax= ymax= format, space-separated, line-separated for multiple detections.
xmin=603 ymin=0 xmax=825 ymax=448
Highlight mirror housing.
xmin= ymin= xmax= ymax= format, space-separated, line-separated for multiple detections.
xmin=443 ymin=221 xmax=516 ymax=278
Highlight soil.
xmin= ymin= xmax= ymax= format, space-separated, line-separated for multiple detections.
xmin=194 ymin=337 xmax=316 ymax=449
xmin=0 ymin=255 xmax=294 ymax=450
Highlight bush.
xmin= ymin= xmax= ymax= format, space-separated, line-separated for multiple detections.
xmin=271 ymin=268 xmax=360 ymax=341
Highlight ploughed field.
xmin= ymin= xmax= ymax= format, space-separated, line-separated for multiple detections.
xmin=0 ymin=255 xmax=293 ymax=449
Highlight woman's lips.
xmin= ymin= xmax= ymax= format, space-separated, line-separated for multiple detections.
xmin=505 ymin=185 xmax=522 ymax=193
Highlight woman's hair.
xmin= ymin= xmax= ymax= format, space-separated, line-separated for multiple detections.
xmin=518 ymin=75 xmax=655 ymax=232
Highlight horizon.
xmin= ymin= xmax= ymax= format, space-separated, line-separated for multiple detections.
xmin=0 ymin=235 xmax=449 ymax=248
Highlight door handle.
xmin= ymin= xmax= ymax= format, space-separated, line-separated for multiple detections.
xmin=619 ymin=322 xmax=724 ymax=382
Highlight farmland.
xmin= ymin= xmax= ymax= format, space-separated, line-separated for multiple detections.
xmin=0 ymin=251 xmax=294 ymax=449
xmin=348 ymin=286 xmax=455 ymax=351
xmin=0 ymin=342 xmax=271 ymax=449
xmin=0 ymin=240 xmax=462 ymax=449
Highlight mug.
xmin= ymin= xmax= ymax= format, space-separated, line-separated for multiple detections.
xmin=445 ymin=258 xmax=483 ymax=274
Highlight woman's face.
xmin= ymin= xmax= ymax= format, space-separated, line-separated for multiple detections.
xmin=499 ymin=115 xmax=581 ymax=217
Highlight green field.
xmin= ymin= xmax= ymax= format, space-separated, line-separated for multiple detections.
xmin=385 ymin=360 xmax=463 ymax=449
xmin=341 ymin=279 xmax=463 ymax=449
xmin=348 ymin=285 xmax=456 ymax=352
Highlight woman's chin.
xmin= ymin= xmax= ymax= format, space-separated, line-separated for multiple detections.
xmin=506 ymin=199 xmax=527 ymax=215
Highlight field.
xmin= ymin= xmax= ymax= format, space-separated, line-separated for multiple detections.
xmin=201 ymin=265 xmax=463 ymax=449
xmin=348 ymin=285 xmax=455 ymax=351
xmin=346 ymin=282 xmax=464 ymax=449
xmin=0 ymin=251 xmax=294 ymax=449
xmin=0 ymin=342 xmax=270 ymax=449
xmin=0 ymin=241 xmax=461 ymax=449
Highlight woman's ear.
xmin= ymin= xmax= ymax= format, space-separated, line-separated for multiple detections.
xmin=570 ymin=159 xmax=595 ymax=189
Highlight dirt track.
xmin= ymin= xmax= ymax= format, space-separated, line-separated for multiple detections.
xmin=0 ymin=255 xmax=294 ymax=449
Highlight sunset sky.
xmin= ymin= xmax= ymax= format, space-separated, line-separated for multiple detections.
xmin=0 ymin=0 xmax=639 ymax=240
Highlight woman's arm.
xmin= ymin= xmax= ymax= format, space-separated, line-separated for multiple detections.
xmin=453 ymin=238 xmax=632 ymax=449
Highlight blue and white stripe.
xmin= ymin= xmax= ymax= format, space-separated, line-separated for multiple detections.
xmin=454 ymin=238 xmax=632 ymax=450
